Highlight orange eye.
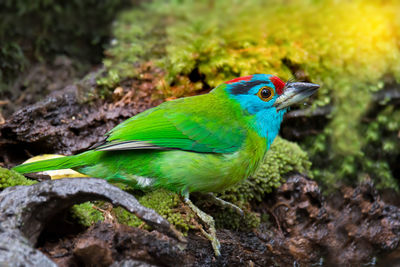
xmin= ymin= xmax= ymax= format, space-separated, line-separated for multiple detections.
xmin=256 ymin=87 xmax=274 ymax=101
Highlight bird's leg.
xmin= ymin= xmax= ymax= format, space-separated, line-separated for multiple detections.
xmin=203 ymin=193 xmax=244 ymax=216
xmin=183 ymin=192 xmax=221 ymax=256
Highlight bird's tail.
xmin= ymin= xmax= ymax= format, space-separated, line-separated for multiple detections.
xmin=12 ymin=150 xmax=100 ymax=174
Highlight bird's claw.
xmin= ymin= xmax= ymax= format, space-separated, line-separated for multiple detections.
xmin=184 ymin=197 xmax=221 ymax=256
xmin=205 ymin=193 xmax=244 ymax=217
xmin=198 ymin=224 xmax=221 ymax=256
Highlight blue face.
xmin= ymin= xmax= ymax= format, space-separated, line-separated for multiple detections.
xmin=226 ymin=74 xmax=282 ymax=114
xmin=224 ymin=74 xmax=287 ymax=148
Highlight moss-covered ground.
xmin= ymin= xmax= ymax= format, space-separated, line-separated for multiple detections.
xmin=0 ymin=167 xmax=37 ymax=189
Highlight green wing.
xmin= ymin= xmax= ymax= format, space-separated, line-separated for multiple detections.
xmin=97 ymin=93 xmax=246 ymax=153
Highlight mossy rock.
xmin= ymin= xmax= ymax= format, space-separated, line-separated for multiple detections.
xmin=113 ymin=189 xmax=196 ymax=234
xmin=0 ymin=167 xmax=37 ymax=190
xmin=70 ymin=202 xmax=105 ymax=227
xmin=214 ymin=207 xmax=261 ymax=231
xmin=71 ymin=189 xmax=196 ymax=234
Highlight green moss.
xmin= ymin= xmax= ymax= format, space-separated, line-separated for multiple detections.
xmin=214 ymin=207 xmax=261 ymax=230
xmin=112 ymin=206 xmax=143 ymax=228
xmin=0 ymin=167 xmax=37 ymax=189
xmin=361 ymin=106 xmax=399 ymax=189
xmin=110 ymin=189 xmax=195 ymax=232
xmin=70 ymin=189 xmax=195 ymax=234
xmin=138 ymin=189 xmax=195 ymax=234
xmin=70 ymin=202 xmax=104 ymax=227
xmin=96 ymin=6 xmax=168 ymax=91
xmin=306 ymin=104 xmax=400 ymax=190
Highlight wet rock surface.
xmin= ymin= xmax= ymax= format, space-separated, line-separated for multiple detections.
xmin=261 ymin=175 xmax=400 ymax=266
xmin=0 ymin=178 xmax=184 ymax=266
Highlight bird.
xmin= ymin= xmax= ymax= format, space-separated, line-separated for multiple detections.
xmin=13 ymin=74 xmax=319 ymax=256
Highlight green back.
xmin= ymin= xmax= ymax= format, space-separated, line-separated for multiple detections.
xmin=100 ymin=89 xmax=247 ymax=153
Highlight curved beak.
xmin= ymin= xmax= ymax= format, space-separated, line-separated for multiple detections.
xmin=273 ymin=82 xmax=320 ymax=111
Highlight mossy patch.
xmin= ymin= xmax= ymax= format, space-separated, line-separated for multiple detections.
xmin=70 ymin=202 xmax=105 ymax=227
xmin=140 ymin=189 xmax=196 ymax=233
xmin=0 ymin=167 xmax=37 ymax=190
xmin=213 ymin=206 xmax=261 ymax=231
xmin=71 ymin=189 xmax=196 ymax=234
xmin=307 ymin=104 xmax=400 ymax=191
xmin=112 ymin=189 xmax=196 ymax=233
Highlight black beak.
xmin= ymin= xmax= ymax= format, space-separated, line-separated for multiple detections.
xmin=273 ymin=82 xmax=320 ymax=111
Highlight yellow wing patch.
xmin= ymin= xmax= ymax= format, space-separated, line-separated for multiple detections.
xmin=23 ymin=154 xmax=88 ymax=180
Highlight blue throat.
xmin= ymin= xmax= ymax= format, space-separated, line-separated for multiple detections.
xmin=253 ymin=108 xmax=286 ymax=149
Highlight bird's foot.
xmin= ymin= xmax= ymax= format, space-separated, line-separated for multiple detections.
xmin=184 ymin=197 xmax=221 ymax=256
xmin=204 ymin=193 xmax=244 ymax=216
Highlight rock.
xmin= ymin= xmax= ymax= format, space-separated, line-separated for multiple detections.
xmin=263 ymin=175 xmax=400 ymax=265
xmin=73 ymin=237 xmax=113 ymax=267
xmin=0 ymin=231 xmax=56 ymax=267
xmin=110 ymin=259 xmax=159 ymax=267
xmin=0 ymin=178 xmax=184 ymax=265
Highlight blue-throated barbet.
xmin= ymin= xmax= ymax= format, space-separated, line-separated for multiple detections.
xmin=13 ymin=74 xmax=319 ymax=255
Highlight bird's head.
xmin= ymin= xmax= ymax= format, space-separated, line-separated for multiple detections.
xmin=219 ymin=74 xmax=319 ymax=145
xmin=222 ymin=74 xmax=319 ymax=114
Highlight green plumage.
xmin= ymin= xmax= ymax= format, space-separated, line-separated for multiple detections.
xmin=104 ymin=88 xmax=246 ymax=153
